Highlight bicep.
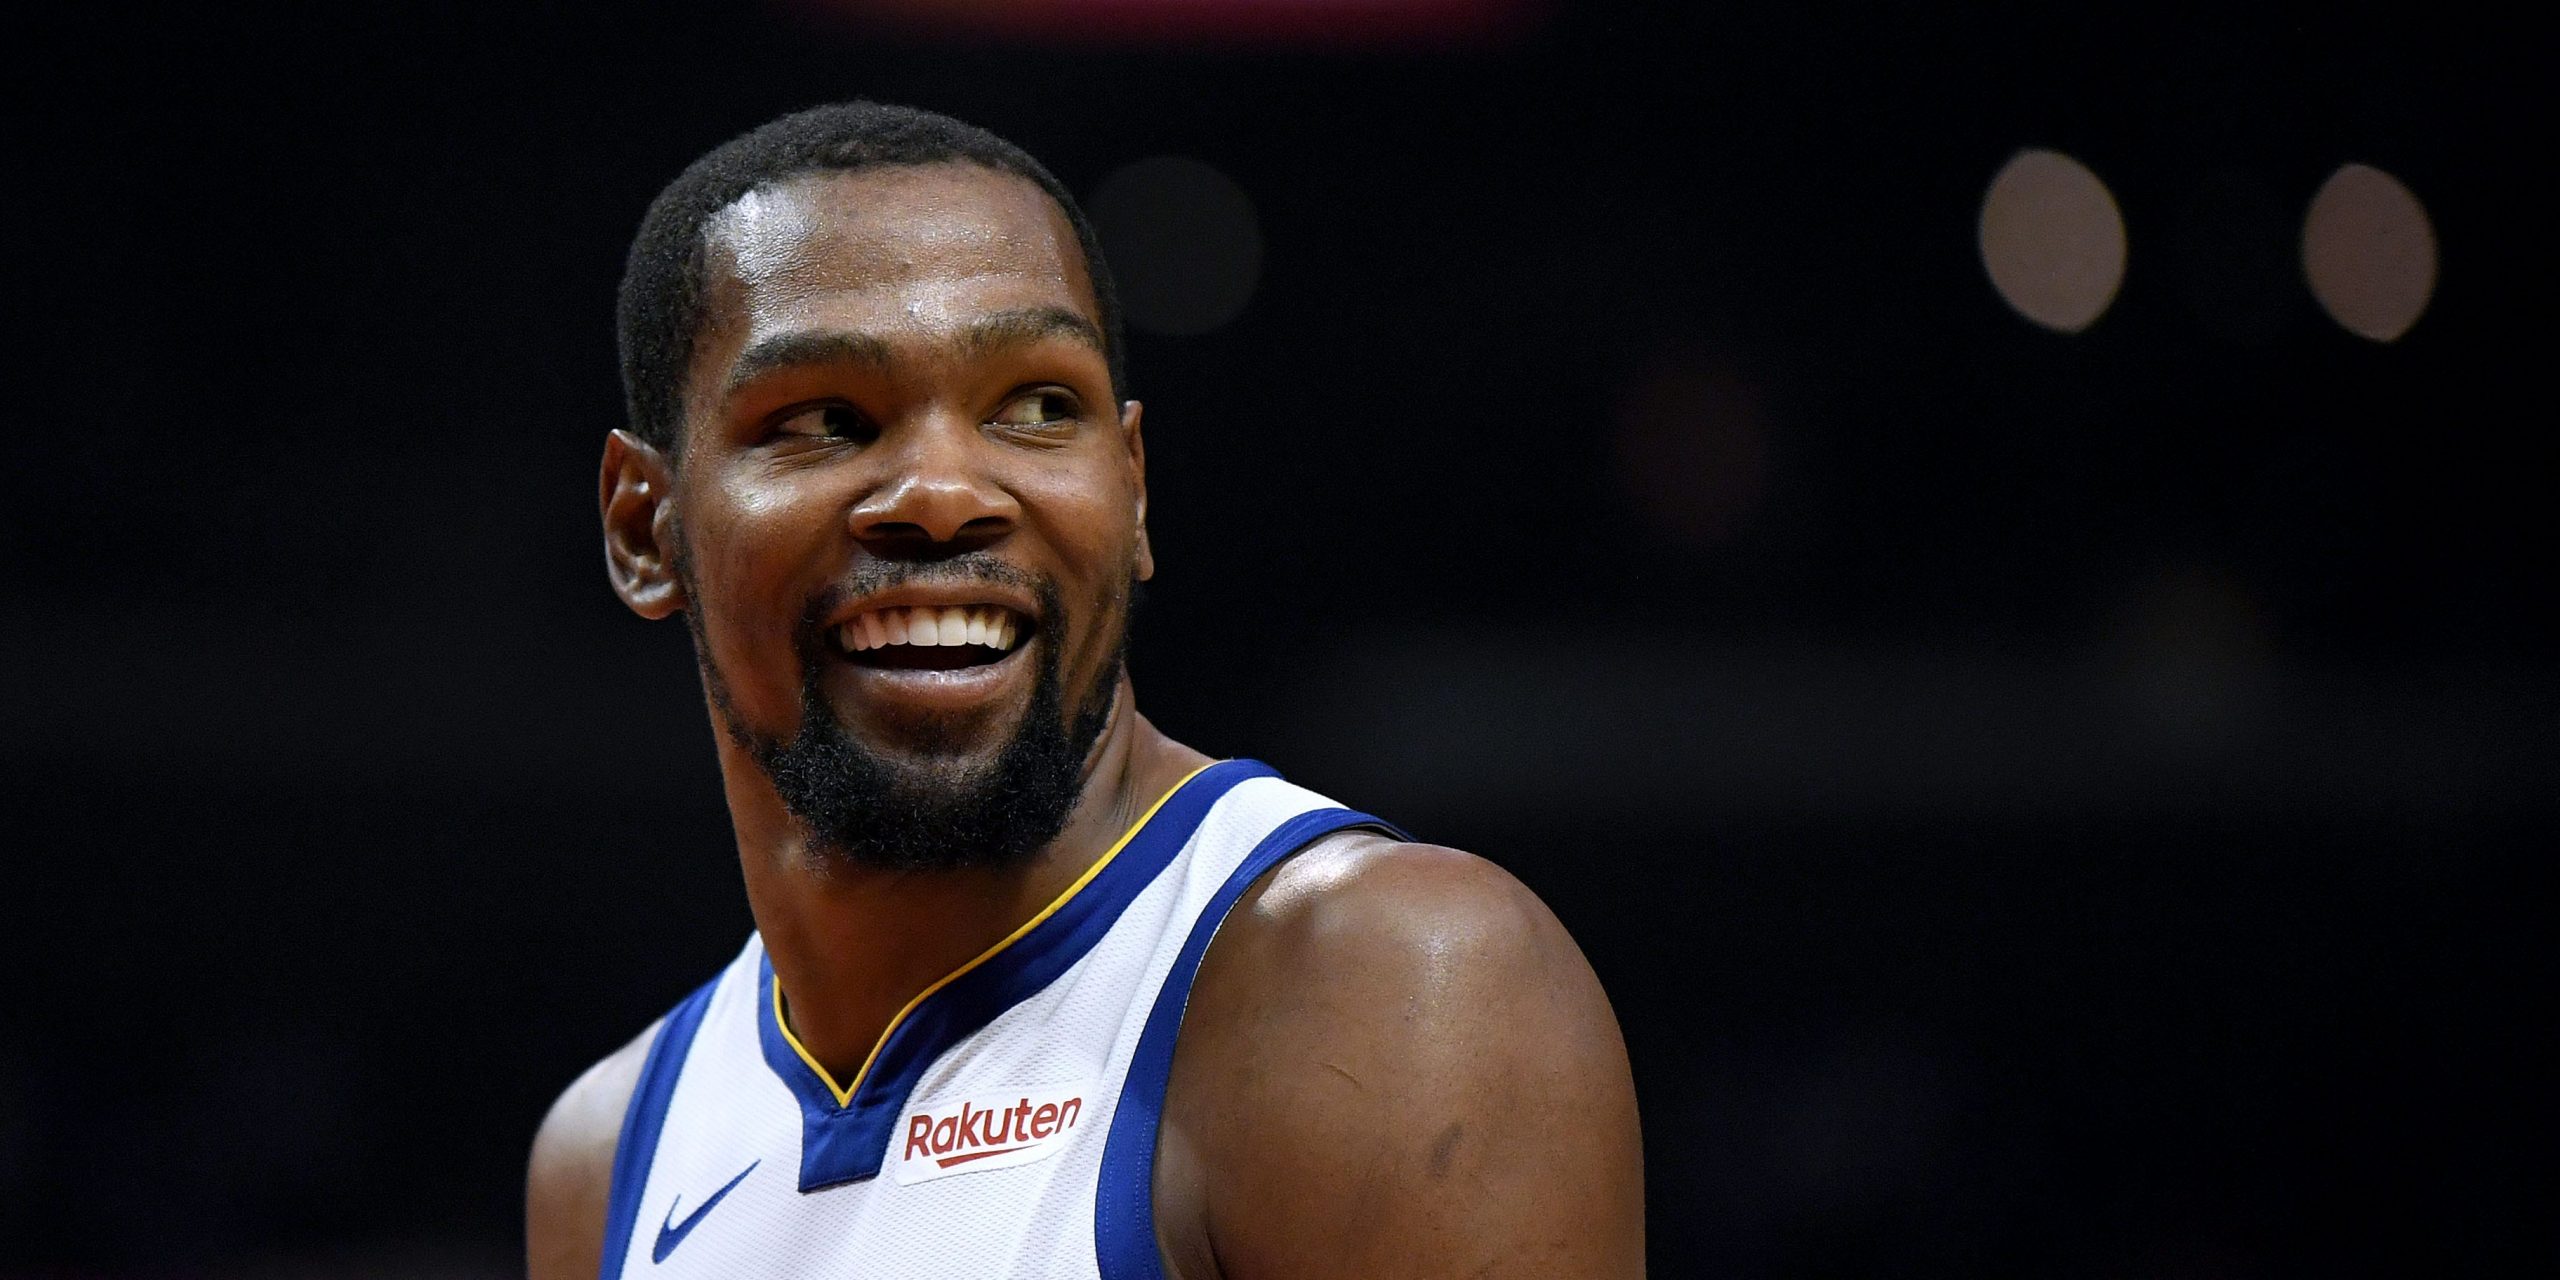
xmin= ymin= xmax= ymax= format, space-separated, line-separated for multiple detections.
xmin=527 ymin=1021 xmax=659 ymax=1280
xmin=1188 ymin=848 xmax=1645 ymax=1280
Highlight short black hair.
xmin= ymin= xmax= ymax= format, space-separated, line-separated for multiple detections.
xmin=616 ymin=101 xmax=1127 ymax=454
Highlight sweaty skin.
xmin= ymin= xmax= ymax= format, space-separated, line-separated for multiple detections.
xmin=526 ymin=162 xmax=1644 ymax=1279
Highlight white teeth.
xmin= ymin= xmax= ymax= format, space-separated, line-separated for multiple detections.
xmin=839 ymin=604 xmax=1026 ymax=652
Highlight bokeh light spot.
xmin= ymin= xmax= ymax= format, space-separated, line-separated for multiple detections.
xmin=1978 ymin=148 xmax=2127 ymax=334
xmin=1089 ymin=156 xmax=1263 ymax=337
xmin=2302 ymin=163 xmax=2436 ymax=343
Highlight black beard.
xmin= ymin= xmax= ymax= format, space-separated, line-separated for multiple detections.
xmin=690 ymin=557 xmax=1127 ymax=874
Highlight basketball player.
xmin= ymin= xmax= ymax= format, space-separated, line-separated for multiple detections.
xmin=527 ymin=103 xmax=1644 ymax=1278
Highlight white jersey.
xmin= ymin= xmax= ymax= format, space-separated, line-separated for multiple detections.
xmin=598 ymin=760 xmax=1393 ymax=1279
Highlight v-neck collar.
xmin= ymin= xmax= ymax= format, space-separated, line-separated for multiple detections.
xmin=755 ymin=758 xmax=1273 ymax=1191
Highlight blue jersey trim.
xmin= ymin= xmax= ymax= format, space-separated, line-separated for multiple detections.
xmin=596 ymin=973 xmax=724 ymax=1280
xmin=757 ymin=758 xmax=1282 ymax=1191
xmin=1092 ymin=806 xmax=1406 ymax=1280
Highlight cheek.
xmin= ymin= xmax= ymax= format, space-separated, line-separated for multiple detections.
xmin=703 ymin=478 xmax=794 ymax=587
xmin=1024 ymin=476 xmax=1140 ymax=597
xmin=684 ymin=469 xmax=840 ymax=631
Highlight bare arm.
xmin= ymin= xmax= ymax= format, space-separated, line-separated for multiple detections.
xmin=1162 ymin=836 xmax=1646 ymax=1279
xmin=526 ymin=1021 xmax=659 ymax=1280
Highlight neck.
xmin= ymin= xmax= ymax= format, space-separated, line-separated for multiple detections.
xmin=718 ymin=677 xmax=1210 ymax=1091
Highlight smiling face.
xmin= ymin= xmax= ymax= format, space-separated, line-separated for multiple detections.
xmin=625 ymin=162 xmax=1150 ymax=869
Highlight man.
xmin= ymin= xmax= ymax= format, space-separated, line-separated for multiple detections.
xmin=527 ymin=102 xmax=1644 ymax=1279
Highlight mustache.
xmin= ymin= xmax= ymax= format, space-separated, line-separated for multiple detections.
xmin=811 ymin=555 xmax=1042 ymax=615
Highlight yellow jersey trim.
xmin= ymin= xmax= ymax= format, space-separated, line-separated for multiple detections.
xmin=772 ymin=761 xmax=1219 ymax=1109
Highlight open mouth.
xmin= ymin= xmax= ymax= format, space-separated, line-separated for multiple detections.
xmin=834 ymin=604 xmax=1031 ymax=672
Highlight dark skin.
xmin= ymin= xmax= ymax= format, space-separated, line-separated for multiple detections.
xmin=527 ymin=162 xmax=1644 ymax=1279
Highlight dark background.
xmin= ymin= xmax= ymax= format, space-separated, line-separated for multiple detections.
xmin=7 ymin=2 xmax=2547 ymax=1275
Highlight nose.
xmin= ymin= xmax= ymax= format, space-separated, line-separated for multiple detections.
xmin=847 ymin=416 xmax=1020 ymax=555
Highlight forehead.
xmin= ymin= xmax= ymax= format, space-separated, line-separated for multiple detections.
xmin=693 ymin=163 xmax=1098 ymax=371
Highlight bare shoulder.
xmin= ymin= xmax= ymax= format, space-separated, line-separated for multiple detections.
xmin=1207 ymin=833 xmax=1609 ymax=1027
xmin=1239 ymin=831 xmax=1583 ymax=965
xmin=526 ymin=1020 xmax=661 ymax=1280
xmin=1160 ymin=832 xmax=1645 ymax=1279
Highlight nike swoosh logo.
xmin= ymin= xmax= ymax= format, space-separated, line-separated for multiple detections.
xmin=652 ymin=1159 xmax=760 ymax=1265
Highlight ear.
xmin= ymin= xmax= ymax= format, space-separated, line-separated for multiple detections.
xmin=600 ymin=429 xmax=687 ymax=619
xmin=1121 ymin=399 xmax=1154 ymax=583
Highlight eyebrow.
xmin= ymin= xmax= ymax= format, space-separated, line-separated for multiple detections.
xmin=720 ymin=306 xmax=1106 ymax=402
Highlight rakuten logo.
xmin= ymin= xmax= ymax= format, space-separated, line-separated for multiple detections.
xmin=893 ymin=1082 xmax=1095 ymax=1185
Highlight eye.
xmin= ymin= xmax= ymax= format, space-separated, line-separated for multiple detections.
xmin=774 ymin=404 xmax=878 ymax=445
xmin=991 ymin=389 xmax=1079 ymax=431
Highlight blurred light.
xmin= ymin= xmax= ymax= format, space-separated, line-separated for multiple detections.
xmin=1089 ymin=156 xmax=1263 ymax=338
xmin=2302 ymin=163 xmax=2436 ymax=342
xmin=1978 ymin=149 xmax=2127 ymax=334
